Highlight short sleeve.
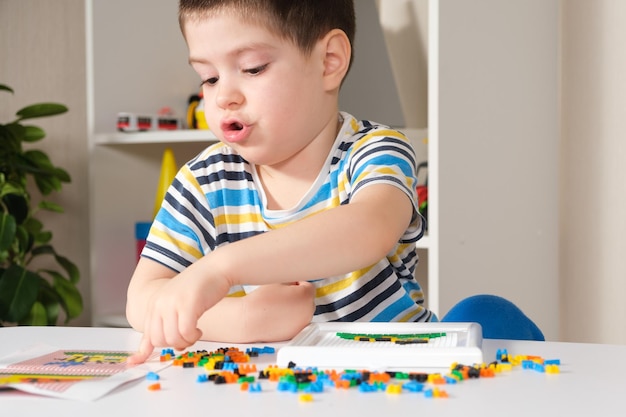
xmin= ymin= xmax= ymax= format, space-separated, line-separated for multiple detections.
xmin=347 ymin=128 xmax=424 ymax=243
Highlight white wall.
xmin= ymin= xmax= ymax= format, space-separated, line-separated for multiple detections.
xmin=560 ymin=0 xmax=626 ymax=344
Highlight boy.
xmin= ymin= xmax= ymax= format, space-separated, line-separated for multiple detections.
xmin=127 ymin=0 xmax=432 ymax=363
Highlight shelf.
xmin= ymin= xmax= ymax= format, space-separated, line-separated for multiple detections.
xmin=95 ymin=129 xmax=426 ymax=147
xmin=94 ymin=129 xmax=218 ymax=145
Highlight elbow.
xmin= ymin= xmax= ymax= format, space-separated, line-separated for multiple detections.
xmin=350 ymin=190 xmax=413 ymax=265
xmin=125 ymin=287 xmax=145 ymax=332
xmin=125 ymin=304 xmax=143 ymax=332
xmin=362 ymin=225 xmax=402 ymax=265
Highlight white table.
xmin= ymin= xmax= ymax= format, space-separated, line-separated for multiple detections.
xmin=0 ymin=326 xmax=623 ymax=416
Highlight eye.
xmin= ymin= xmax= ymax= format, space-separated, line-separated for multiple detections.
xmin=201 ymin=76 xmax=219 ymax=86
xmin=244 ymin=63 xmax=268 ymax=76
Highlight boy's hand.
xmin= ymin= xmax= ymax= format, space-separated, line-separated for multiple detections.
xmin=128 ymin=265 xmax=231 ymax=364
xmin=128 ymin=280 xmax=315 ymax=364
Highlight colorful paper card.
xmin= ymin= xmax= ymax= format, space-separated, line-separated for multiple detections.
xmin=0 ymin=345 xmax=167 ymax=401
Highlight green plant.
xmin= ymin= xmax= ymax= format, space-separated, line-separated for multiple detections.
xmin=0 ymin=83 xmax=82 ymax=326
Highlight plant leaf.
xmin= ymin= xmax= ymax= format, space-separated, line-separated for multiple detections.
xmin=35 ymin=175 xmax=61 ymax=195
xmin=21 ymin=150 xmax=66 ymax=195
xmin=0 ymin=84 xmax=14 ymax=94
xmin=23 ymin=217 xmax=43 ymax=234
xmin=0 ymin=124 xmax=20 ymax=149
xmin=0 ymin=265 xmax=40 ymax=323
xmin=0 ymin=212 xmax=16 ymax=252
xmin=22 ymin=301 xmax=48 ymax=325
xmin=15 ymin=103 xmax=68 ymax=121
xmin=22 ymin=125 xmax=46 ymax=142
xmin=0 ymin=182 xmax=26 ymax=199
xmin=15 ymin=224 xmax=33 ymax=256
xmin=37 ymin=279 xmax=60 ymax=325
xmin=55 ymin=255 xmax=80 ymax=284
xmin=51 ymin=273 xmax=83 ymax=321
xmin=53 ymin=167 xmax=71 ymax=183
xmin=29 ymin=243 xmax=55 ymax=260
xmin=23 ymin=149 xmax=53 ymax=167
xmin=46 ymin=301 xmax=61 ymax=325
xmin=38 ymin=200 xmax=64 ymax=213
xmin=1 ymin=194 xmax=29 ymax=224
xmin=31 ymin=244 xmax=54 ymax=257
xmin=34 ymin=230 xmax=53 ymax=245
xmin=31 ymin=246 xmax=81 ymax=284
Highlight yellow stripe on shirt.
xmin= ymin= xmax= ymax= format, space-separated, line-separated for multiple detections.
xmin=396 ymin=304 xmax=426 ymax=322
xmin=315 ymin=265 xmax=375 ymax=297
xmin=352 ymin=129 xmax=408 ymax=152
xmin=214 ymin=212 xmax=265 ymax=227
xmin=151 ymin=227 xmax=203 ymax=259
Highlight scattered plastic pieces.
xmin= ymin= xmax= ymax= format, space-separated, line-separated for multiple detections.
xmin=151 ymin=346 xmax=561 ymax=399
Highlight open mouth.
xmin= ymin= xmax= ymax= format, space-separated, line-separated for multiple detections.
xmin=228 ymin=121 xmax=243 ymax=131
xmin=220 ymin=119 xmax=249 ymax=143
xmin=222 ymin=119 xmax=245 ymax=132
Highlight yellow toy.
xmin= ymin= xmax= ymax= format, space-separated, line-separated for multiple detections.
xmin=186 ymin=92 xmax=209 ymax=130
xmin=153 ymin=147 xmax=178 ymax=219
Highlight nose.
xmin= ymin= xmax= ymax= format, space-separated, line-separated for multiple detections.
xmin=215 ymin=79 xmax=244 ymax=109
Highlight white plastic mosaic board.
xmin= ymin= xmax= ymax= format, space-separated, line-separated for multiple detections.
xmin=277 ymin=322 xmax=483 ymax=371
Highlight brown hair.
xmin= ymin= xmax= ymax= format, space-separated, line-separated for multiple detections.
xmin=179 ymin=0 xmax=355 ymax=69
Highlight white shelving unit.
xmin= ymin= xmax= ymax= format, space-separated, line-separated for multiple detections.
xmin=87 ymin=0 xmax=560 ymax=339
xmin=94 ymin=130 xmax=217 ymax=145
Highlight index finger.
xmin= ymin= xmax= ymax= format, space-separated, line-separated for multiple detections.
xmin=127 ymin=334 xmax=154 ymax=365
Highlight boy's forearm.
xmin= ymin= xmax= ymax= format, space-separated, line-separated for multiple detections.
xmin=197 ymin=283 xmax=315 ymax=343
xmin=202 ymin=184 xmax=413 ymax=289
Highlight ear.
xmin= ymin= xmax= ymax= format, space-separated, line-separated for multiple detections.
xmin=321 ymin=29 xmax=351 ymax=91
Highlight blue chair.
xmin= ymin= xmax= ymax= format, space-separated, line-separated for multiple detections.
xmin=440 ymin=294 xmax=545 ymax=341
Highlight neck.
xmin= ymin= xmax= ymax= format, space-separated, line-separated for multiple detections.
xmin=256 ymin=113 xmax=342 ymax=210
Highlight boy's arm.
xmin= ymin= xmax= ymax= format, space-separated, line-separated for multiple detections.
xmin=215 ymin=183 xmax=414 ymax=286
xmin=129 ymin=182 xmax=414 ymax=362
xmin=127 ymin=260 xmax=315 ymax=345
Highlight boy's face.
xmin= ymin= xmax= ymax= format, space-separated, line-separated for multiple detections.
xmin=185 ymin=13 xmax=335 ymax=167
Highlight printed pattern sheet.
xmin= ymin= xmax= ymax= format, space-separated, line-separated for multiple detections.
xmin=0 ymin=345 xmax=167 ymax=401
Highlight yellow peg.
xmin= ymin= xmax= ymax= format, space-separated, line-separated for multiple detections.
xmin=153 ymin=147 xmax=178 ymax=219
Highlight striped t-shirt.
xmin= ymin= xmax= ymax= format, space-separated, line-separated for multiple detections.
xmin=142 ymin=112 xmax=433 ymax=323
